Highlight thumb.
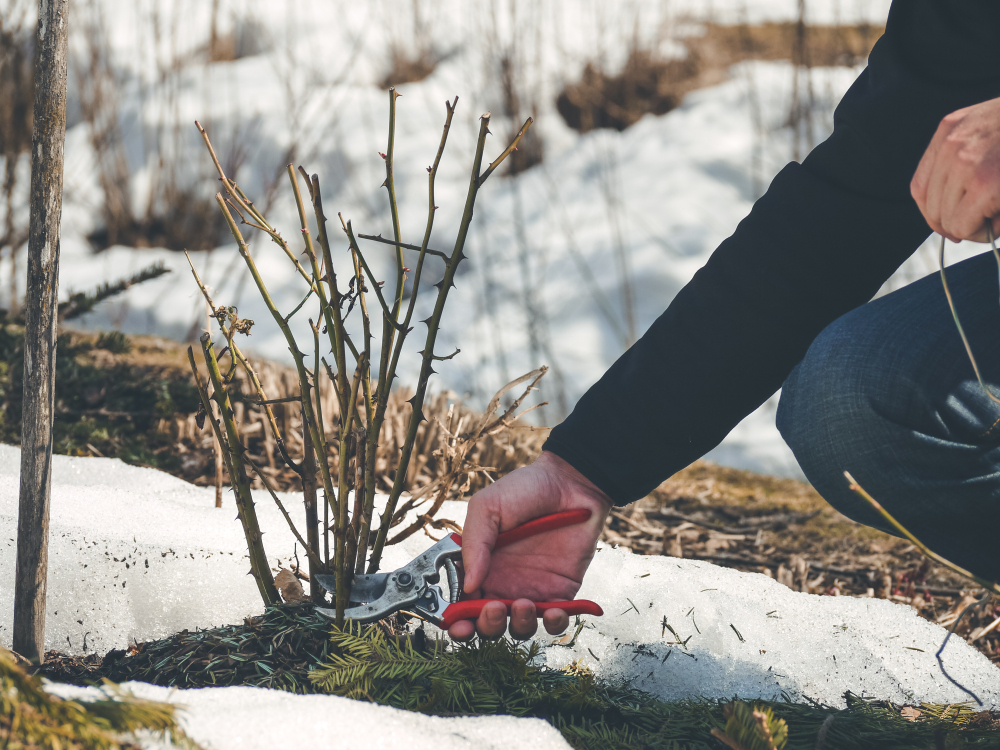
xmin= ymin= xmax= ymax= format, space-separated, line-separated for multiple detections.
xmin=461 ymin=493 xmax=501 ymax=594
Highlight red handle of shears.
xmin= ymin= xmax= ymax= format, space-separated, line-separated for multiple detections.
xmin=449 ymin=508 xmax=593 ymax=548
xmin=440 ymin=599 xmax=604 ymax=630
xmin=442 ymin=509 xmax=601 ymax=629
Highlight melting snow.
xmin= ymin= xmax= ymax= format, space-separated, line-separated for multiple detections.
xmin=2 ymin=446 xmax=997 ymax=715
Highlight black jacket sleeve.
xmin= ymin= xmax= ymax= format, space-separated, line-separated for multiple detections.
xmin=543 ymin=0 xmax=1000 ymax=506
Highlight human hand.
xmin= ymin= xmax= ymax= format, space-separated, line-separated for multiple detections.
xmin=447 ymin=451 xmax=612 ymax=642
xmin=911 ymin=96 xmax=1000 ymax=243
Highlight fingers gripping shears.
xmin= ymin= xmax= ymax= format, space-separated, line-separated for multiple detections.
xmin=315 ymin=509 xmax=604 ymax=628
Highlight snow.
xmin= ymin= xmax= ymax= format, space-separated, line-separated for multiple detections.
xmin=541 ymin=548 xmax=1000 ymax=708
xmin=2 ymin=446 xmax=998 ymax=721
xmin=3 ymin=0 xmax=974 ymax=481
xmin=46 ymin=682 xmax=573 ymax=750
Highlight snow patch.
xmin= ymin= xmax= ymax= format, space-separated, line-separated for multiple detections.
xmin=46 ymin=682 xmax=573 ymax=750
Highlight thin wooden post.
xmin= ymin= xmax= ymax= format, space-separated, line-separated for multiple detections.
xmin=14 ymin=0 xmax=70 ymax=665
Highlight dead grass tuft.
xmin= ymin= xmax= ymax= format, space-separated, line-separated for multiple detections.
xmin=380 ymin=47 xmax=439 ymax=89
xmin=557 ymin=21 xmax=884 ymax=133
xmin=86 ymin=187 xmax=224 ymax=252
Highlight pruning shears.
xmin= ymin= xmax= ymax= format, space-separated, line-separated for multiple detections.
xmin=315 ymin=509 xmax=604 ymax=629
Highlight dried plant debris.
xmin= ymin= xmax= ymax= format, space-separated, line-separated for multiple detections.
xmin=0 ymin=327 xmax=544 ymax=500
xmin=69 ymin=604 xmax=339 ymax=693
xmin=557 ymin=21 xmax=884 ymax=133
xmin=604 ymin=461 xmax=1000 ymax=667
xmin=1 ymin=649 xmax=197 ymax=750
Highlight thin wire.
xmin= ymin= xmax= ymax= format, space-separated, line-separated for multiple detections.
xmin=932 ymin=222 xmax=1000 ymax=706
xmin=935 ymin=593 xmax=990 ymax=706
xmin=938 ymin=227 xmax=1000 ymax=405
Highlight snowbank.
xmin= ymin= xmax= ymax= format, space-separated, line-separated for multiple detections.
xmin=46 ymin=682 xmax=572 ymax=750
xmin=2 ymin=447 xmax=997 ymax=711
xmin=543 ymin=549 xmax=1000 ymax=708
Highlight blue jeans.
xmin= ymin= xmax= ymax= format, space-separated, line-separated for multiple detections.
xmin=777 ymin=250 xmax=1000 ymax=584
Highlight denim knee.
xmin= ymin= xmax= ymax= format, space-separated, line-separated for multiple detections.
xmin=776 ymin=251 xmax=1000 ymax=582
xmin=776 ymin=316 xmax=902 ymax=537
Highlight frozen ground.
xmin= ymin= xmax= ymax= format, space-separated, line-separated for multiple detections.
xmin=2 ymin=446 xmax=998 ymax=716
xmin=5 ymin=0 xmax=988 ymax=481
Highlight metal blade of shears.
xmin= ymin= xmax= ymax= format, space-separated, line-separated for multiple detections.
xmin=314 ymin=572 xmax=390 ymax=604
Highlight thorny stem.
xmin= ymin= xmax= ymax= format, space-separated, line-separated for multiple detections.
xmin=358 ymin=233 xmax=448 ymax=259
xmin=479 ymin=116 xmax=533 ymax=186
xmin=383 ymin=87 xmax=406 ymax=360
xmin=342 ymin=220 xmax=403 ymax=331
xmin=343 ymin=354 xmax=367 ymax=573
xmin=346 ymin=237 xmax=375 ymax=425
xmin=298 ymin=169 xmax=370 ymax=586
xmin=196 ymin=122 xmax=318 ymax=295
xmin=243 ymin=452 xmax=324 ymax=571
xmin=288 ymin=166 xmax=359 ymax=623
xmin=215 ymin=191 xmax=341 ymax=619
xmin=298 ymin=170 xmax=357 ymax=412
xmin=355 ymin=96 xmax=458 ymax=574
xmin=195 ymin=337 xmax=279 ymax=605
xmin=368 ymin=110 xmax=524 ymax=573
xmin=185 ymin=251 xmax=302 ymax=473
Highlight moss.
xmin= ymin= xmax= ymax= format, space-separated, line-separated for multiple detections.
xmin=0 ymin=325 xmax=199 ymax=470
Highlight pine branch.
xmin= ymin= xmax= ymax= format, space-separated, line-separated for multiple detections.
xmin=58 ymin=262 xmax=170 ymax=321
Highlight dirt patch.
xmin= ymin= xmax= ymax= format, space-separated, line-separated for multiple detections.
xmin=606 ymin=460 xmax=1000 ymax=667
xmin=557 ymin=21 xmax=884 ymax=133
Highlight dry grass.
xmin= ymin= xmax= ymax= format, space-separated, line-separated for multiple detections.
xmin=557 ymin=20 xmax=884 ymax=133
xmin=380 ymin=47 xmax=439 ymax=89
xmin=120 ymin=334 xmax=549 ymax=513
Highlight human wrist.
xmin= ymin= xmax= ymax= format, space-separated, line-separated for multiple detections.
xmin=536 ymin=450 xmax=614 ymax=512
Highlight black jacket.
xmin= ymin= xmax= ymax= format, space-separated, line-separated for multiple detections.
xmin=543 ymin=0 xmax=1000 ymax=506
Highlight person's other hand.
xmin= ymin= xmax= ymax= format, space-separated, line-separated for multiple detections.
xmin=911 ymin=96 xmax=1000 ymax=243
xmin=447 ymin=451 xmax=612 ymax=642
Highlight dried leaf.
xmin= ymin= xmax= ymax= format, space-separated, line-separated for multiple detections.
xmin=275 ymin=568 xmax=307 ymax=603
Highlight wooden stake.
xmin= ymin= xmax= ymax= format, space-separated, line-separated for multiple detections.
xmin=13 ymin=0 xmax=70 ymax=666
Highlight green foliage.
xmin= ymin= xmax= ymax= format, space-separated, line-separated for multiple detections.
xmin=308 ymin=624 xmax=1000 ymax=750
xmin=95 ymin=331 xmax=132 ymax=354
xmin=58 ymin=263 xmax=171 ymax=322
xmin=1 ymin=649 xmax=197 ymax=750
xmin=0 ymin=326 xmax=199 ymax=469
xmin=715 ymin=701 xmax=787 ymax=750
